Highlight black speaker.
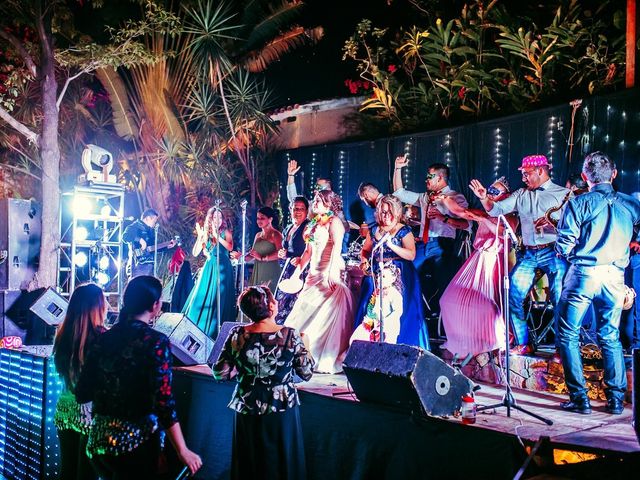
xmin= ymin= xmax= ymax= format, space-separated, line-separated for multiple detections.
xmin=343 ymin=341 xmax=476 ymax=417
xmin=0 ymin=199 xmax=41 ymax=290
xmin=154 ymin=313 xmax=214 ymax=366
xmin=634 ymin=348 xmax=640 ymax=445
xmin=207 ymin=321 xmax=243 ymax=366
xmin=0 ymin=289 xmax=27 ymax=339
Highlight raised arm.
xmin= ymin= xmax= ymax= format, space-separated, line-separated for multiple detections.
xmin=287 ymin=160 xmax=301 ymax=203
xmin=392 ymin=154 xmax=409 ymax=193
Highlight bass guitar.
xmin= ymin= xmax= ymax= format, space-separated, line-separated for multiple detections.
xmin=131 ymin=235 xmax=180 ymax=262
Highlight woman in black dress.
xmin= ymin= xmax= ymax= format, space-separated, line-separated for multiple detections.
xmin=75 ymin=276 xmax=201 ymax=479
xmin=53 ymin=283 xmax=106 ymax=480
xmin=212 ymin=286 xmax=314 ymax=479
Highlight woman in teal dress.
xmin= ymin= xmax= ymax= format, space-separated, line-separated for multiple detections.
xmin=234 ymin=207 xmax=283 ymax=289
xmin=183 ymin=207 xmax=236 ymax=338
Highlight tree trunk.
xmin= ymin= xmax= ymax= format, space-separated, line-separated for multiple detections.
xmin=36 ymin=5 xmax=61 ymax=288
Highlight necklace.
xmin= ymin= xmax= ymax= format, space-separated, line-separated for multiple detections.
xmin=304 ymin=211 xmax=334 ymax=243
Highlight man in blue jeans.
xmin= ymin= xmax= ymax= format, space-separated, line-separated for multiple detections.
xmin=470 ymin=154 xmax=570 ymax=354
xmin=555 ymin=152 xmax=640 ymax=415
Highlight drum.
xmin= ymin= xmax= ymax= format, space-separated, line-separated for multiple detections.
xmin=345 ymin=264 xmax=365 ymax=298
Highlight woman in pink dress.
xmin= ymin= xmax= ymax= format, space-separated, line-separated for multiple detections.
xmin=438 ymin=178 xmax=518 ymax=358
xmin=285 ymin=190 xmax=354 ymax=373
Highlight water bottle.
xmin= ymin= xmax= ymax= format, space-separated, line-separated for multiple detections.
xmin=461 ymin=394 xmax=476 ymax=425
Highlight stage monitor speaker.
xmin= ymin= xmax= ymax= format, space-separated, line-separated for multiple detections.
xmin=3 ymin=287 xmax=66 ymax=345
xmin=0 ymin=289 xmax=27 ymax=340
xmin=154 ymin=313 xmax=214 ymax=366
xmin=208 ymin=321 xmax=244 ymax=366
xmin=0 ymin=199 xmax=41 ymax=290
xmin=343 ymin=341 xmax=476 ymax=417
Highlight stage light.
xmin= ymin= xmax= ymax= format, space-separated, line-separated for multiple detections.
xmin=74 ymin=252 xmax=88 ymax=267
xmin=79 ymin=144 xmax=116 ymax=184
xmin=95 ymin=271 xmax=110 ymax=286
xmin=99 ymin=255 xmax=110 ymax=270
xmin=100 ymin=205 xmax=111 ymax=217
xmin=75 ymin=226 xmax=89 ymax=241
xmin=73 ymin=196 xmax=92 ymax=217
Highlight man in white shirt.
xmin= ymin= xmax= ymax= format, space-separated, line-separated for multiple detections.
xmin=470 ymin=154 xmax=570 ymax=354
xmin=393 ymin=155 xmax=469 ymax=328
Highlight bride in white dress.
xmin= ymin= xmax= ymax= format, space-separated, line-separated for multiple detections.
xmin=285 ymin=190 xmax=354 ymax=373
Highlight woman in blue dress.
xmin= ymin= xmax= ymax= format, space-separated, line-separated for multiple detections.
xmin=354 ymin=195 xmax=429 ymax=349
xmin=183 ymin=206 xmax=236 ymax=338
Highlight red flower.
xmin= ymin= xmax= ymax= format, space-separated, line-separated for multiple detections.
xmin=458 ymin=87 xmax=466 ymax=99
xmin=387 ymin=64 xmax=397 ymax=73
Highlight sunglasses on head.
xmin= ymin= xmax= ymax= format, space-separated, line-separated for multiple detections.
xmin=486 ymin=185 xmax=503 ymax=196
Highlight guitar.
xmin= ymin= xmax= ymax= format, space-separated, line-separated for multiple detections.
xmin=131 ymin=235 xmax=180 ymax=262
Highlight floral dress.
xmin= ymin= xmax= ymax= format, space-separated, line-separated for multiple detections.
xmin=212 ymin=325 xmax=314 ymax=480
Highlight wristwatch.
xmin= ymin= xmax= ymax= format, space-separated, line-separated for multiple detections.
xmin=443 ymin=215 xmax=451 ymax=223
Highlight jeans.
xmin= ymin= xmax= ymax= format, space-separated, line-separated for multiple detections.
xmin=131 ymin=262 xmax=154 ymax=278
xmin=414 ymin=237 xmax=455 ymax=317
xmin=509 ymin=246 xmax=567 ymax=345
xmin=556 ymin=264 xmax=627 ymax=401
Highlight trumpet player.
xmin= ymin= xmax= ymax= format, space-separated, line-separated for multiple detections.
xmin=469 ymin=154 xmax=570 ymax=354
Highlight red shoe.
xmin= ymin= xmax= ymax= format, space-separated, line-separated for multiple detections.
xmin=509 ymin=344 xmax=533 ymax=355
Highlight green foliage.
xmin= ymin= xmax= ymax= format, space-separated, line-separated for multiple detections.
xmin=343 ymin=0 xmax=628 ymax=133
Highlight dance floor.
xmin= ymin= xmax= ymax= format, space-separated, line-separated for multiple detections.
xmin=174 ymin=365 xmax=640 ymax=479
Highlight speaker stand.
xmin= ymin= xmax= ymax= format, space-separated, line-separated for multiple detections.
xmin=477 ymin=217 xmax=553 ymax=426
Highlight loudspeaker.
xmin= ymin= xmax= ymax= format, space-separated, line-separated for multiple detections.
xmin=208 ymin=321 xmax=243 ymax=366
xmin=343 ymin=341 xmax=476 ymax=417
xmin=0 ymin=289 xmax=27 ymax=339
xmin=29 ymin=287 xmax=68 ymax=326
xmin=0 ymin=199 xmax=41 ymax=290
xmin=154 ymin=313 xmax=214 ymax=366
xmin=3 ymin=287 xmax=66 ymax=345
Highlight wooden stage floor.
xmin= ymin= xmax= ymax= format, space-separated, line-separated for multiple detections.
xmin=297 ymin=372 xmax=640 ymax=457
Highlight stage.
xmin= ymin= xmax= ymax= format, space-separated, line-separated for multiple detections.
xmin=173 ymin=365 xmax=640 ymax=480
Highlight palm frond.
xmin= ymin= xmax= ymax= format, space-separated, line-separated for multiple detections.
xmin=95 ymin=67 xmax=137 ymax=140
xmin=242 ymin=0 xmax=305 ymax=51
xmin=242 ymin=26 xmax=323 ymax=72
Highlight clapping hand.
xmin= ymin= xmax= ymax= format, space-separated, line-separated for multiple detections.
xmin=427 ymin=204 xmax=444 ymax=221
xmin=278 ymin=248 xmax=287 ymax=259
xmin=287 ymin=160 xmax=301 ymax=176
xmin=631 ymin=241 xmax=640 ymax=253
xmin=394 ymin=154 xmax=409 ymax=169
xmin=469 ymin=179 xmax=487 ymax=200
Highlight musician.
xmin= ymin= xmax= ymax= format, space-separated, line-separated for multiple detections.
xmin=555 ymin=152 xmax=640 ymax=415
xmin=123 ymin=209 xmax=175 ymax=278
xmin=275 ymin=196 xmax=310 ymax=324
xmin=469 ymin=154 xmax=570 ymax=354
xmin=393 ymin=156 xmax=469 ymax=325
xmin=357 ymin=182 xmax=383 ymax=230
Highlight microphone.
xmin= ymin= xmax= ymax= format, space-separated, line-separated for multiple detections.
xmin=240 ymin=199 xmax=248 ymax=210
xmin=498 ymin=215 xmax=518 ymax=244
xmin=372 ymin=232 xmax=392 ymax=252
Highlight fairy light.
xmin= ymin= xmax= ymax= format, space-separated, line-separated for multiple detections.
xmin=493 ymin=127 xmax=503 ymax=177
xmin=338 ymin=150 xmax=346 ymax=196
xmin=444 ymin=133 xmax=452 ymax=167
xmin=547 ymin=116 xmax=556 ymax=178
xmin=310 ymin=152 xmax=317 ymax=195
xmin=403 ymin=139 xmax=412 ymax=185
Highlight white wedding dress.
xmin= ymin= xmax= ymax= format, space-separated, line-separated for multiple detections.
xmin=285 ymin=222 xmax=354 ymax=373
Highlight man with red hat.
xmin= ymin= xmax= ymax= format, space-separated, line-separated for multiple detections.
xmin=469 ymin=154 xmax=570 ymax=354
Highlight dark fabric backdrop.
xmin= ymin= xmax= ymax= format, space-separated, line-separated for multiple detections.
xmin=278 ymin=88 xmax=640 ymax=225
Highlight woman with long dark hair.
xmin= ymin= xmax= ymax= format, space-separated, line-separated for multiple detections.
xmin=53 ymin=283 xmax=106 ymax=480
xmin=183 ymin=206 xmax=236 ymax=337
xmin=76 ymin=276 xmax=201 ymax=479
xmin=213 ymin=286 xmax=314 ymax=479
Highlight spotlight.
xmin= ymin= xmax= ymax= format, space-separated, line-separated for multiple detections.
xmin=95 ymin=271 xmax=110 ymax=286
xmin=79 ymin=144 xmax=116 ymax=184
xmin=74 ymin=252 xmax=88 ymax=267
xmin=99 ymin=256 xmax=110 ymax=270
xmin=73 ymin=196 xmax=93 ymax=218
xmin=75 ymin=227 xmax=89 ymax=241
xmin=100 ymin=205 xmax=111 ymax=217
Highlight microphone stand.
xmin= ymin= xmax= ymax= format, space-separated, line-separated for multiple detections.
xmin=371 ymin=232 xmax=390 ymax=343
xmin=476 ymin=215 xmax=553 ymax=425
xmin=214 ymin=200 xmax=222 ymax=337
xmin=153 ymin=224 xmax=159 ymax=278
xmin=239 ymin=200 xmax=248 ymax=323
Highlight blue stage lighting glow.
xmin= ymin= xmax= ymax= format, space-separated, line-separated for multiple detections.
xmin=99 ymin=255 xmax=110 ymax=270
xmin=75 ymin=226 xmax=89 ymax=241
xmin=74 ymin=251 xmax=88 ymax=267
xmin=72 ymin=196 xmax=92 ymax=217
xmin=95 ymin=271 xmax=110 ymax=286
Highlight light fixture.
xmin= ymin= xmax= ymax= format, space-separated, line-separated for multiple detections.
xmin=99 ymin=255 xmax=110 ymax=270
xmin=75 ymin=226 xmax=89 ymax=241
xmin=79 ymin=144 xmax=116 ymax=184
xmin=73 ymin=196 xmax=92 ymax=218
xmin=95 ymin=271 xmax=110 ymax=286
xmin=74 ymin=251 xmax=88 ymax=267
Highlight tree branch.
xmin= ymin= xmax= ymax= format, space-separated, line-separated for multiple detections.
xmin=0 ymin=163 xmax=41 ymax=181
xmin=0 ymin=29 xmax=37 ymax=77
xmin=0 ymin=104 xmax=39 ymax=145
xmin=56 ymin=70 xmax=87 ymax=110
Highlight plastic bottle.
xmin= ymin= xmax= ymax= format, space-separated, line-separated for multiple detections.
xmin=461 ymin=395 xmax=476 ymax=425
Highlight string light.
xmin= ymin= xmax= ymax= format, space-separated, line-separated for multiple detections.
xmin=338 ymin=150 xmax=347 ymax=196
xmin=493 ymin=127 xmax=502 ymax=177
xmin=444 ymin=133 xmax=452 ymax=168
xmin=403 ymin=139 xmax=412 ymax=185
xmin=310 ymin=152 xmax=317 ymax=195
xmin=547 ymin=116 xmax=556 ymax=178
